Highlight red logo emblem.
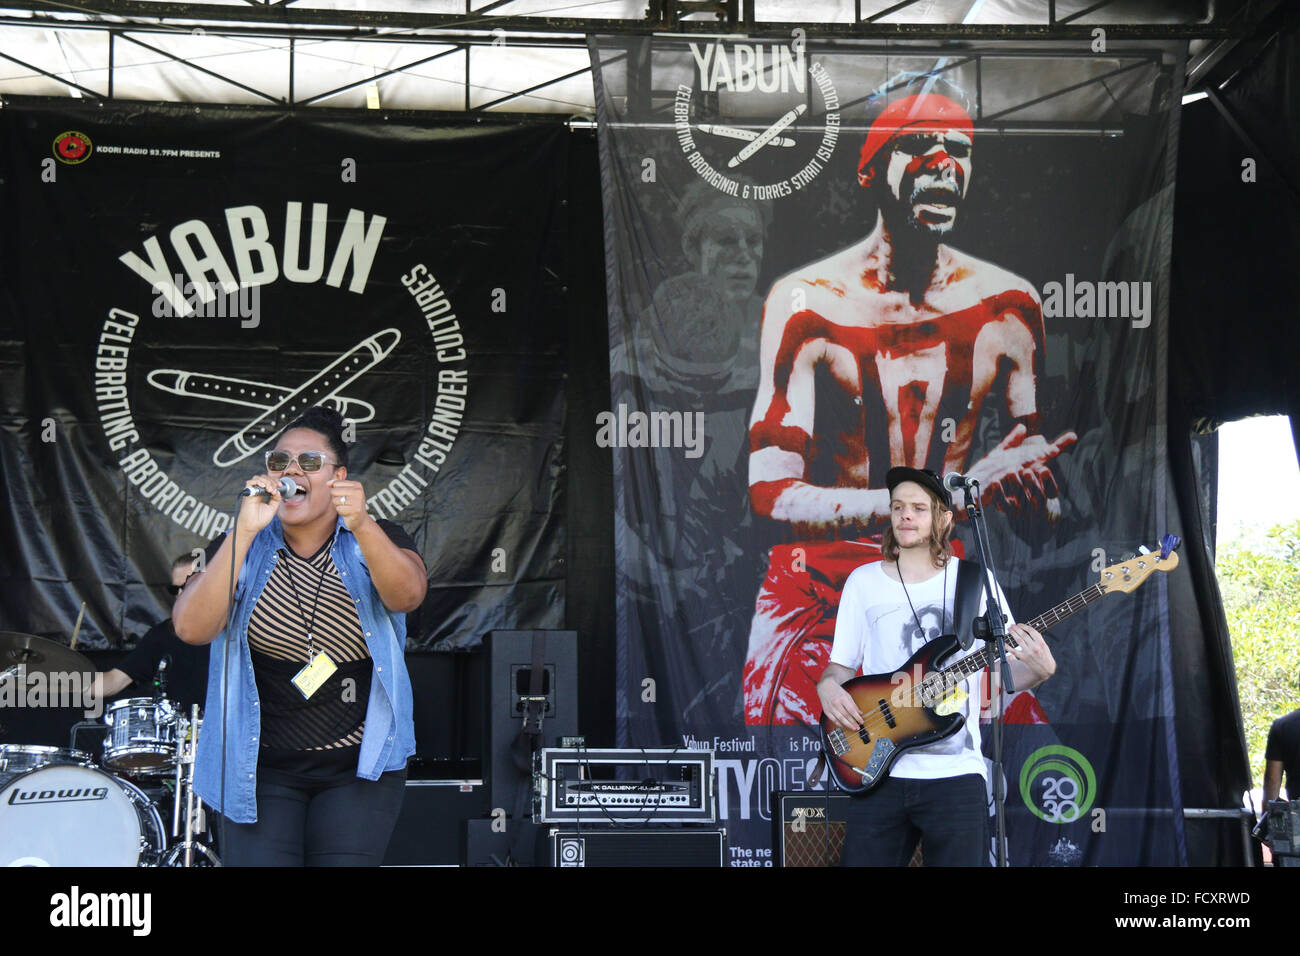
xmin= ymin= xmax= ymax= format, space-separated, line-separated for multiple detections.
xmin=53 ymin=131 xmax=92 ymax=165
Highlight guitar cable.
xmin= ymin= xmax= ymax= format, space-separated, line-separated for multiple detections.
xmin=823 ymin=749 xmax=832 ymax=866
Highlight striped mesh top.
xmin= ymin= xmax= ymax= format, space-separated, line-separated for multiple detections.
xmin=241 ymin=521 xmax=419 ymax=782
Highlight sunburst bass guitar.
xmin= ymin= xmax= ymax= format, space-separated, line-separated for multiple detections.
xmin=819 ymin=536 xmax=1180 ymax=795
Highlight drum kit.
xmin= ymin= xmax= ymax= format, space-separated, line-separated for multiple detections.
xmin=0 ymin=631 xmax=220 ymax=867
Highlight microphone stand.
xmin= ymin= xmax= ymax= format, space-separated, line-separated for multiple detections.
xmin=961 ymin=478 xmax=1013 ymax=868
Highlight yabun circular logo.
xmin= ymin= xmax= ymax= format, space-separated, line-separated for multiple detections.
xmin=673 ymin=40 xmax=840 ymax=201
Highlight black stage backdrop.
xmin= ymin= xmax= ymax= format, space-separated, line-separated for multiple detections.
xmin=0 ymin=101 xmax=569 ymax=653
xmin=594 ymin=38 xmax=1190 ymax=865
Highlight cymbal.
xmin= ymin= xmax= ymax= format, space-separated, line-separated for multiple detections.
xmin=0 ymin=632 xmax=94 ymax=676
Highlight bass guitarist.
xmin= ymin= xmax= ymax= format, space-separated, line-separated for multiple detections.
xmin=815 ymin=467 xmax=1056 ymax=866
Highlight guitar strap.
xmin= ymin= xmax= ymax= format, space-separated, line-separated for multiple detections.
xmin=952 ymin=558 xmax=983 ymax=650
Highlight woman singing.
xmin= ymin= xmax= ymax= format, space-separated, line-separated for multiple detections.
xmin=175 ymin=407 xmax=427 ymax=866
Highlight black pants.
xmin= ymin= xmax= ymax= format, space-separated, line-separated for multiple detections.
xmin=220 ymin=768 xmax=407 ymax=866
xmin=840 ymin=773 xmax=989 ymax=867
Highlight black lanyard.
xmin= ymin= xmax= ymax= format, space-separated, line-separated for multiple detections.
xmin=279 ymin=546 xmax=329 ymax=662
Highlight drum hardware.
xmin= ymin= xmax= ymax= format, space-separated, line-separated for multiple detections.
xmin=162 ymin=704 xmax=220 ymax=867
xmin=1 ymin=698 xmax=221 ymax=866
xmin=1 ymin=617 xmax=221 ymax=865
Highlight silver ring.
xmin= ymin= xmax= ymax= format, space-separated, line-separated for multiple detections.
xmin=340 ymin=496 xmax=347 ymax=505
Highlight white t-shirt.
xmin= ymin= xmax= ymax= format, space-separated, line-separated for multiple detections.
xmin=829 ymin=559 xmax=1014 ymax=782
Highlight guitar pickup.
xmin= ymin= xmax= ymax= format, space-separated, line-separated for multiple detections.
xmin=877 ymin=699 xmax=897 ymax=729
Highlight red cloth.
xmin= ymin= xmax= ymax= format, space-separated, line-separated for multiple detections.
xmin=744 ymin=537 xmax=966 ymax=724
xmin=741 ymin=537 xmax=1050 ymax=727
xmin=858 ymin=93 xmax=975 ymax=175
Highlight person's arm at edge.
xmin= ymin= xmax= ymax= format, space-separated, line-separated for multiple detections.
xmin=351 ymin=516 xmax=428 ymax=614
xmin=91 ymin=668 xmax=134 ymax=701
xmin=173 ymin=532 xmax=251 ymax=645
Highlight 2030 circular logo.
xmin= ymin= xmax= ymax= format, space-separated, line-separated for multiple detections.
xmin=1019 ymin=745 xmax=1096 ymax=824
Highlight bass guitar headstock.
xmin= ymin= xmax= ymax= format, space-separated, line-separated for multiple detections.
xmin=1098 ymin=535 xmax=1180 ymax=595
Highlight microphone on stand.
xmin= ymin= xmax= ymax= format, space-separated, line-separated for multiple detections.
xmin=239 ymin=477 xmax=300 ymax=498
xmin=155 ymin=655 xmax=171 ymax=701
xmin=942 ymin=472 xmax=978 ymax=493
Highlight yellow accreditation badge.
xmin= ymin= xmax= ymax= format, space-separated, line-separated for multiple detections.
xmin=291 ymin=650 xmax=338 ymax=700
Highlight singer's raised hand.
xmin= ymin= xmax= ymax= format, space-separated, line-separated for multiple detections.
xmin=327 ymin=478 xmax=368 ymax=533
xmin=237 ymin=473 xmax=283 ymax=535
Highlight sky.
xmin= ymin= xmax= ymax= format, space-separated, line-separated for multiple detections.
xmin=1216 ymin=416 xmax=1300 ymax=545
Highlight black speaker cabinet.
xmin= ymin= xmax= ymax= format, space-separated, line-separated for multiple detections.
xmin=405 ymin=650 xmax=482 ymax=779
xmin=549 ymin=828 xmax=726 ymax=867
xmin=381 ymin=779 xmax=488 ymax=866
xmin=773 ymin=791 xmax=852 ymax=866
xmin=483 ymin=630 xmax=578 ymax=812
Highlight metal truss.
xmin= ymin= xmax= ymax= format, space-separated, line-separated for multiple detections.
xmin=0 ymin=0 xmax=1269 ymax=114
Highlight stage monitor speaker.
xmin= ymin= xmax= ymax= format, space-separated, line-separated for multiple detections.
xmin=483 ymin=630 xmax=578 ymax=813
xmin=381 ymin=780 xmax=487 ymax=867
xmin=549 ymin=828 xmax=726 ymax=867
xmin=405 ymin=650 xmax=482 ymax=779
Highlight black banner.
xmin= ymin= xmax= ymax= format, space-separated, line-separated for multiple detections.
xmin=0 ymin=101 xmax=569 ymax=651
xmin=594 ymin=38 xmax=1187 ymax=865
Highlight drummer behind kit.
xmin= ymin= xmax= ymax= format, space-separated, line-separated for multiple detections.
xmin=0 ymin=629 xmax=220 ymax=867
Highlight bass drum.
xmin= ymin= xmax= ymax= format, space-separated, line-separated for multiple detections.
xmin=0 ymin=745 xmax=93 ymax=788
xmin=0 ymin=763 xmax=166 ymax=866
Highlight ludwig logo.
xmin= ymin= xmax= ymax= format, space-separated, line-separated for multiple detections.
xmin=8 ymin=786 xmax=110 ymax=805
xmin=674 ymin=39 xmax=840 ymax=201
xmin=54 ymin=130 xmax=93 ymax=165
xmin=1018 ymin=745 xmax=1096 ymax=824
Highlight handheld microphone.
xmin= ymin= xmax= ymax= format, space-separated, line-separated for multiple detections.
xmin=942 ymin=472 xmax=977 ymax=492
xmin=239 ymin=477 xmax=299 ymax=498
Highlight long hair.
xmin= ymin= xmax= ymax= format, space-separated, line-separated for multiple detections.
xmin=881 ymin=485 xmax=954 ymax=569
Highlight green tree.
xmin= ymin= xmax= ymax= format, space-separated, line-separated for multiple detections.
xmin=1218 ymin=521 xmax=1300 ymax=792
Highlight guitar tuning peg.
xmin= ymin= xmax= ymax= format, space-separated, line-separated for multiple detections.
xmin=1121 ymin=552 xmax=1136 ymax=563
xmin=1137 ymin=546 xmax=1151 ymax=555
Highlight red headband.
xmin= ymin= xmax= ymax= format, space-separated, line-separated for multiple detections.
xmin=858 ymin=93 xmax=975 ymax=175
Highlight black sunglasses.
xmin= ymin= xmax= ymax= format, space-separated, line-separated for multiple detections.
xmin=895 ymin=132 xmax=970 ymax=159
